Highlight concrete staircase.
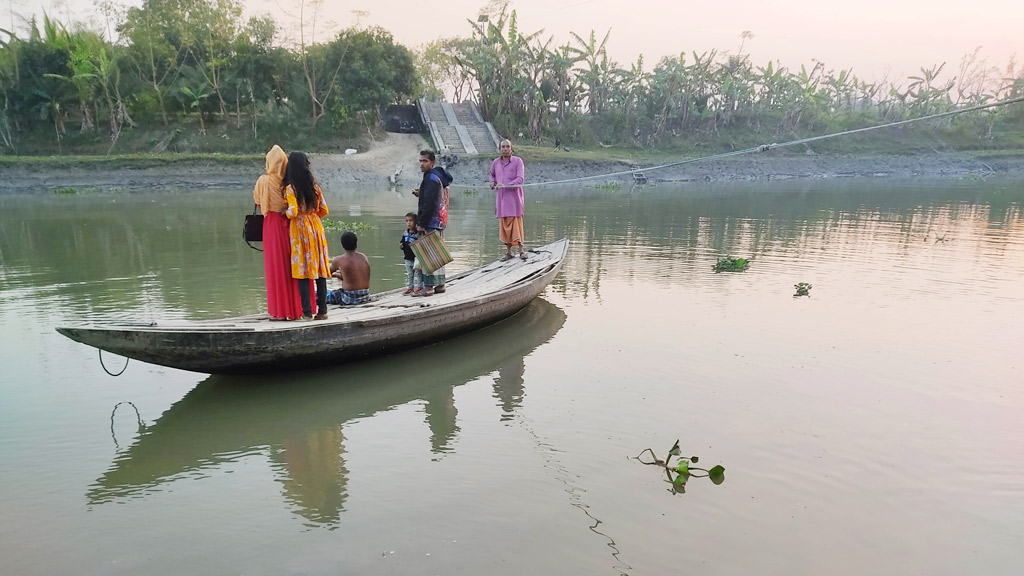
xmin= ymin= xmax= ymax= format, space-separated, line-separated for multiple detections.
xmin=418 ymin=100 xmax=501 ymax=157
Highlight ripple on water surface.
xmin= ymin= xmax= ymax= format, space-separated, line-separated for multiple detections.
xmin=1 ymin=182 xmax=1022 ymax=575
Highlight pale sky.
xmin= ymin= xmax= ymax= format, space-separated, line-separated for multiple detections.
xmin=11 ymin=0 xmax=1024 ymax=86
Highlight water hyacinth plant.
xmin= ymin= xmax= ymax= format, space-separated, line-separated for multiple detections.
xmin=713 ymin=256 xmax=750 ymax=272
xmin=321 ymin=218 xmax=376 ymax=234
xmin=794 ymin=282 xmax=812 ymax=297
xmin=635 ymin=439 xmax=725 ymax=494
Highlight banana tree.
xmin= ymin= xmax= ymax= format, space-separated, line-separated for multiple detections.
xmin=568 ymin=29 xmax=611 ymax=115
xmin=31 ymin=86 xmax=65 ymax=150
xmin=178 ymin=68 xmax=212 ymax=133
xmin=907 ymin=63 xmax=955 ymax=117
xmin=545 ymin=43 xmax=580 ymax=122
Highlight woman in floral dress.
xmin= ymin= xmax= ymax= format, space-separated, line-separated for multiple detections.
xmin=284 ymin=152 xmax=331 ymax=320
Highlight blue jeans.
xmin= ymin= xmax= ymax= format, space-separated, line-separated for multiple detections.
xmin=405 ymin=259 xmax=423 ymax=289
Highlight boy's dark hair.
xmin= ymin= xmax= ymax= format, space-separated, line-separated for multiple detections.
xmin=419 ymin=149 xmax=436 ymax=162
xmin=340 ymin=231 xmax=357 ymax=251
xmin=405 ymin=212 xmax=417 ymax=219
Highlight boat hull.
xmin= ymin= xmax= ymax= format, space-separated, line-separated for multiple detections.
xmin=57 ymin=238 xmax=568 ymax=374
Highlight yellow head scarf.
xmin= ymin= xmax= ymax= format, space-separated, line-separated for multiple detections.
xmin=253 ymin=145 xmax=288 ymax=216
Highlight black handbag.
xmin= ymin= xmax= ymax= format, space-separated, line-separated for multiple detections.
xmin=243 ymin=204 xmax=264 ymax=251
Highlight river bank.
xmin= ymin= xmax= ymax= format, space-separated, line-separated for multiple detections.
xmin=1 ymin=133 xmax=1023 ymax=194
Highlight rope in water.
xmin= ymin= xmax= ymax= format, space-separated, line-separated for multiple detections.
xmin=98 ymin=348 xmax=129 ymax=377
xmin=450 ymin=95 xmax=1024 ymax=189
xmin=110 ymin=401 xmax=144 ymax=450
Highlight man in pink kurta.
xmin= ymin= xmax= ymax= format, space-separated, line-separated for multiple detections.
xmin=489 ymin=139 xmax=527 ymax=261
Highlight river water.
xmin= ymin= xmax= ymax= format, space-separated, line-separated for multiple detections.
xmin=1 ymin=180 xmax=1022 ymax=575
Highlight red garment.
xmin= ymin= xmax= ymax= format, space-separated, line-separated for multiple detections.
xmin=263 ymin=211 xmax=305 ymax=319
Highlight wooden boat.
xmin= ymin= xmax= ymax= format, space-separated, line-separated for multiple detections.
xmin=57 ymin=238 xmax=569 ymax=374
xmin=87 ymin=298 xmax=567 ymax=509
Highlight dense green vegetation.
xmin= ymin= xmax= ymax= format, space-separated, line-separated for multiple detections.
xmin=0 ymin=0 xmax=416 ymax=155
xmin=2 ymin=0 xmax=1022 ymax=157
xmin=419 ymin=3 xmax=1024 ymax=153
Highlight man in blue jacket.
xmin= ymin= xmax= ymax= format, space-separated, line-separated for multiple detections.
xmin=414 ymin=149 xmax=453 ymax=296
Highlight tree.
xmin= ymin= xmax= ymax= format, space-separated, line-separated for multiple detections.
xmin=568 ymin=29 xmax=611 ymax=115
xmin=323 ymin=27 xmax=417 ymax=123
xmin=119 ymin=0 xmax=188 ymax=125
xmin=417 ymin=37 xmax=472 ymax=101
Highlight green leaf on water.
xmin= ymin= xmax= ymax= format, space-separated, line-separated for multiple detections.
xmin=668 ymin=445 xmax=680 ymax=457
xmin=675 ymin=461 xmax=689 ymax=474
xmin=709 ymin=465 xmax=726 ymax=485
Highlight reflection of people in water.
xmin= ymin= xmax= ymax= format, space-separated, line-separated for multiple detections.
xmin=269 ymin=427 xmax=348 ymax=526
xmin=493 ymin=357 xmax=526 ymax=421
xmin=423 ymin=385 xmax=459 ymax=455
xmin=88 ymin=300 xmax=568 ymax=531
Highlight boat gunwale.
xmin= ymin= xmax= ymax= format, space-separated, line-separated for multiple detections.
xmin=56 ymin=239 xmax=568 ymax=337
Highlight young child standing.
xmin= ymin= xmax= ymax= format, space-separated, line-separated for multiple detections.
xmin=400 ymin=212 xmax=423 ymax=295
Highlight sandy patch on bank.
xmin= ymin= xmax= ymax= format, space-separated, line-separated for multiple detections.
xmin=313 ymin=133 xmax=431 ymax=189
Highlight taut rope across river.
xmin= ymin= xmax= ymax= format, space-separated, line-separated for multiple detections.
xmin=450 ymin=95 xmax=1024 ymax=189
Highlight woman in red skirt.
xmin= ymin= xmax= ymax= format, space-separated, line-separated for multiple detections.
xmin=253 ymin=145 xmax=304 ymax=321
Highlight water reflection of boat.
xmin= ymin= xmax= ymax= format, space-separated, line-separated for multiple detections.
xmin=87 ymin=298 xmax=567 ymax=525
xmin=57 ymin=238 xmax=568 ymax=374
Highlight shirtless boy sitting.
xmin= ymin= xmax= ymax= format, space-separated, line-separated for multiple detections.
xmin=326 ymin=231 xmax=372 ymax=305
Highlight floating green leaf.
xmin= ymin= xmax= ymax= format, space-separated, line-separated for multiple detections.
xmin=708 ymin=465 xmax=726 ymax=485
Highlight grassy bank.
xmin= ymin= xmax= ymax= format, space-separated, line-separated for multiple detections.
xmin=3 ymin=116 xmax=1023 ymax=172
xmin=0 ymin=117 xmax=374 ymax=162
xmin=506 ymin=119 xmax=1024 ymax=165
xmin=0 ymin=153 xmax=266 ymax=171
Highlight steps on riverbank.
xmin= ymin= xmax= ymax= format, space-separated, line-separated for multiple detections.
xmin=418 ymin=100 xmax=500 ymax=157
